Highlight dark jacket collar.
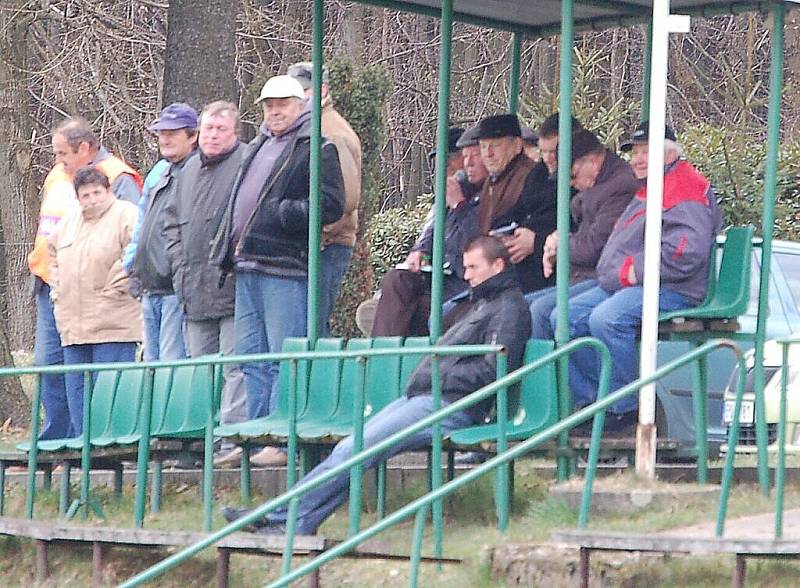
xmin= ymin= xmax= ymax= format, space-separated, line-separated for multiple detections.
xmin=200 ymin=141 xmax=240 ymax=167
xmin=470 ymin=268 xmax=518 ymax=302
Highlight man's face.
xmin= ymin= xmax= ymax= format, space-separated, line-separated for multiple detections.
xmin=538 ymin=135 xmax=558 ymax=175
xmin=524 ymin=143 xmax=540 ymax=162
xmin=630 ymin=143 xmax=649 ymax=179
xmin=462 ymin=145 xmax=488 ymax=185
xmin=629 ymin=142 xmax=681 ymax=180
xmin=570 ymin=153 xmax=602 ymax=191
xmin=480 ymin=136 xmax=523 ymax=175
xmin=463 ymin=248 xmax=505 ymax=288
xmin=262 ymin=97 xmax=304 ymax=136
xmin=301 ymin=83 xmax=329 ymax=101
xmin=199 ymin=112 xmax=238 ymax=158
xmin=76 ymin=182 xmax=114 ymax=212
xmin=52 ymin=133 xmax=93 ymax=177
xmin=157 ymin=129 xmax=197 ymax=163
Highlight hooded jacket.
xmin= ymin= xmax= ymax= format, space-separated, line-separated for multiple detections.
xmin=405 ymin=268 xmax=531 ymax=423
xmin=596 ymin=159 xmax=723 ymax=303
xmin=210 ymin=114 xmax=345 ymax=278
xmin=164 ymin=143 xmax=245 ymax=321
xmin=48 ymin=198 xmax=141 ymax=346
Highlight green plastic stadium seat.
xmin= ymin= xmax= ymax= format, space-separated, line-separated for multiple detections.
xmin=448 ymin=339 xmax=558 ymax=447
xmin=660 ymin=225 xmax=754 ymax=322
xmin=297 ymin=338 xmax=374 ymax=440
xmin=82 ymin=368 xmax=146 ymax=448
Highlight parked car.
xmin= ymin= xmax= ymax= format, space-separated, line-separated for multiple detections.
xmin=720 ymin=339 xmax=800 ymax=453
xmin=655 ymin=239 xmax=800 ymax=456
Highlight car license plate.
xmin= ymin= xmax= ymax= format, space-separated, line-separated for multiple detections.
xmin=723 ymin=400 xmax=754 ymax=425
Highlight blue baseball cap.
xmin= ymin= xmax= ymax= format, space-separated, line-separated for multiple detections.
xmin=148 ymin=103 xmax=198 ymax=131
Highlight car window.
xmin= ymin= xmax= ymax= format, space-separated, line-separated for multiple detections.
xmin=775 ymin=252 xmax=800 ymax=314
xmin=746 ymin=253 xmax=768 ymax=316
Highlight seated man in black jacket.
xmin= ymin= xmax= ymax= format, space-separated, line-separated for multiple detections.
xmin=222 ymin=235 xmax=532 ymax=535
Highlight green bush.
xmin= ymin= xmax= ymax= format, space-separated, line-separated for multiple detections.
xmin=365 ymin=195 xmax=433 ymax=288
xmin=680 ymin=123 xmax=800 ymax=240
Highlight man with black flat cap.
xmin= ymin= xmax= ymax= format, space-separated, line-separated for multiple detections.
xmin=369 ymin=126 xmax=487 ymax=336
xmin=476 ymin=113 xmax=557 ymax=294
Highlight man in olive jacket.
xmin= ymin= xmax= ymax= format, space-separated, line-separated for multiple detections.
xmin=222 ymin=235 xmax=531 ymax=535
xmin=210 ymin=75 xmax=344 ymax=467
xmin=164 ymin=101 xmax=248 ymax=432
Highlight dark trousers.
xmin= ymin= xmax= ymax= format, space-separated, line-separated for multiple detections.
xmin=370 ymin=269 xmax=431 ymax=337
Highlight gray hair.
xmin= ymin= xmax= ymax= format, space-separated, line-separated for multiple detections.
xmin=664 ymin=138 xmax=683 ymax=157
xmin=54 ymin=117 xmax=99 ymax=151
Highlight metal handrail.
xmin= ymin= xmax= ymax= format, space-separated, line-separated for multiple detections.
xmin=121 ymin=339 xmax=746 ymax=587
xmin=118 ymin=337 xmax=612 ymax=587
xmin=20 ymin=344 xmax=504 ymax=528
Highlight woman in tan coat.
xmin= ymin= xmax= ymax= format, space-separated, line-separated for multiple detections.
xmin=49 ymin=166 xmax=142 ymax=437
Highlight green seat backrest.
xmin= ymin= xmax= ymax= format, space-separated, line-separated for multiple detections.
xmin=147 ymin=366 xmax=178 ymax=432
xmin=89 ymin=370 xmax=122 ymax=438
xmin=514 ymin=339 xmax=558 ymax=431
xmin=106 ymin=368 xmax=146 ymax=437
xmin=333 ymin=338 xmax=374 ymax=423
xmin=660 ymin=226 xmax=754 ymax=321
xmin=365 ymin=337 xmax=403 ymax=418
xmin=300 ymin=338 xmax=344 ymax=420
xmin=154 ymin=364 xmax=211 ymax=436
xmin=273 ymin=338 xmax=311 ymax=418
xmin=399 ymin=336 xmax=430 ymax=391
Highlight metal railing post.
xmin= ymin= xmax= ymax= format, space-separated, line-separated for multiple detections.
xmin=133 ymin=368 xmax=155 ymax=528
xmin=775 ymin=343 xmax=789 ymax=538
xmin=287 ymin=359 xmax=299 ymax=490
xmin=555 ymin=0 xmax=575 ymax=482
xmin=348 ymin=356 xmax=368 ymax=536
xmin=203 ymin=364 xmax=215 ymax=532
xmin=25 ymin=375 xmax=43 ymax=518
xmin=508 ymin=33 xmax=522 ymax=114
xmin=79 ymin=370 xmax=93 ymax=520
xmin=494 ymin=353 xmax=510 ymax=531
xmin=752 ymin=0 xmax=786 ymax=497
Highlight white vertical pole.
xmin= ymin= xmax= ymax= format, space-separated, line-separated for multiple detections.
xmin=635 ymin=0 xmax=690 ymax=479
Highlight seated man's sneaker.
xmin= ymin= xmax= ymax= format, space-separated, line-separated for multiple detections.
xmin=250 ymin=447 xmax=288 ymax=467
xmin=603 ymin=411 xmax=638 ymax=438
xmin=454 ymin=451 xmax=489 ymax=465
xmin=213 ymin=446 xmax=243 ymax=467
xmin=221 ymin=506 xmax=267 ymax=529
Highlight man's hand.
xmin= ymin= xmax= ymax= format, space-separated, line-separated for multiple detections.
xmin=542 ymin=230 xmax=558 ymax=278
xmin=445 ymin=175 xmax=466 ymax=209
xmin=505 ymin=227 xmax=535 ymax=264
xmin=627 ymin=264 xmax=637 ymax=285
xmin=405 ymin=250 xmax=424 ymax=272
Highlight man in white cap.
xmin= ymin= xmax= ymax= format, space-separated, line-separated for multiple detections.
xmin=211 ymin=75 xmax=345 ymax=466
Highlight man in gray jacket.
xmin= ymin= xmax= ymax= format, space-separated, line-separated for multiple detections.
xmin=529 ymin=124 xmax=639 ymax=338
xmin=164 ymin=101 xmax=248 ymax=463
xmin=567 ymin=122 xmax=722 ymax=436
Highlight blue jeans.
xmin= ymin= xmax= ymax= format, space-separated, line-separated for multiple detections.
xmin=62 ymin=342 xmax=137 ymax=436
xmin=526 ymin=280 xmax=598 ymax=339
xmin=141 ymin=293 xmax=187 ymax=362
xmin=267 ymin=395 xmax=475 ymax=534
xmin=319 ymin=244 xmax=353 ymax=337
xmin=234 ymin=271 xmax=308 ymax=419
xmin=567 ymin=285 xmax=691 ymax=415
xmin=34 ymin=284 xmax=69 ymax=440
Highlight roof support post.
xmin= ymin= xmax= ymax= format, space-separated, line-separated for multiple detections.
xmin=306 ymin=0 xmax=324 ymax=344
xmin=429 ymin=0 xmax=454 ymax=565
xmin=555 ymin=0 xmax=575 ymax=483
xmin=641 ymin=21 xmax=653 ymax=121
xmin=753 ymin=2 xmax=785 ymax=497
xmin=509 ymin=33 xmax=522 ymax=114
xmin=635 ymin=1 xmax=689 ymax=480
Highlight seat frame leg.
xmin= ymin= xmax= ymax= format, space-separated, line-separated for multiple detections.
xmin=35 ymin=539 xmax=49 ymax=582
xmin=216 ymin=548 xmax=230 ymax=588
xmin=92 ymin=541 xmax=104 ymax=588
xmin=579 ymin=547 xmax=590 ymax=588
xmin=733 ymin=554 xmax=746 ymax=588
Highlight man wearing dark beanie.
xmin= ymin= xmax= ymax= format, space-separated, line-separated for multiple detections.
xmin=476 ymin=113 xmax=557 ymax=294
xmin=529 ymin=126 xmax=639 ymax=340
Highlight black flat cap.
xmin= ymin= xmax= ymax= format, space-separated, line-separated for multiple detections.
xmin=455 ymin=126 xmax=480 ymax=148
xmin=428 ymin=126 xmax=465 ymax=162
xmin=571 ymin=129 xmax=604 ymax=161
xmin=477 ymin=114 xmax=522 ymax=140
xmin=620 ymin=121 xmax=677 ymax=151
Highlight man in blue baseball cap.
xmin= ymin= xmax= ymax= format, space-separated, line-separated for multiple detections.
xmin=123 ymin=102 xmax=198 ymax=363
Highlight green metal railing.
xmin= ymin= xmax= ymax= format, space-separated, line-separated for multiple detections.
xmin=121 ymin=338 xmax=745 ymax=588
xmin=119 ymin=336 xmax=609 ymax=587
xmin=16 ymin=344 xmax=504 ymax=530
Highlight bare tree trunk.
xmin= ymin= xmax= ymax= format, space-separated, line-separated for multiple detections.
xmin=0 ymin=3 xmax=36 ymax=425
xmin=163 ymin=0 xmax=239 ymax=107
